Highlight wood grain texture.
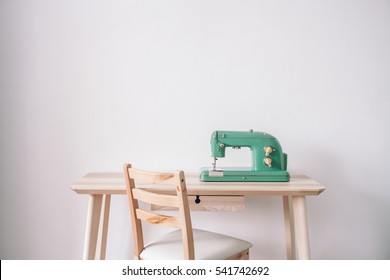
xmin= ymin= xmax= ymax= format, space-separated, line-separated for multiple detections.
xmin=70 ymin=173 xmax=325 ymax=196
xmin=135 ymin=208 xmax=181 ymax=228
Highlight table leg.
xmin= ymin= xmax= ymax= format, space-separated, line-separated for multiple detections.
xmin=83 ymin=194 xmax=103 ymax=260
xmin=99 ymin=194 xmax=111 ymax=260
xmin=283 ymin=195 xmax=296 ymax=260
xmin=291 ymin=196 xmax=310 ymax=260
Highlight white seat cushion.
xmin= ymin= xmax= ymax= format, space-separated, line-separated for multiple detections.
xmin=140 ymin=229 xmax=252 ymax=260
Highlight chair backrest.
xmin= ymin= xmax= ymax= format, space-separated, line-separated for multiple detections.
xmin=123 ymin=163 xmax=195 ymax=260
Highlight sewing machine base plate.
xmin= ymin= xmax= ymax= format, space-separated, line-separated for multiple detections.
xmin=200 ymin=169 xmax=290 ymax=182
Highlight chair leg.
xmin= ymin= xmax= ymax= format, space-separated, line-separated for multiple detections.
xmin=226 ymin=249 xmax=249 ymax=260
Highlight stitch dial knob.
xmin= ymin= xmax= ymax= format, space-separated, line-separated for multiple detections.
xmin=264 ymin=157 xmax=272 ymax=168
xmin=264 ymin=146 xmax=274 ymax=156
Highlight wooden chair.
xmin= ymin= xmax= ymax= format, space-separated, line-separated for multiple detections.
xmin=123 ymin=163 xmax=252 ymax=260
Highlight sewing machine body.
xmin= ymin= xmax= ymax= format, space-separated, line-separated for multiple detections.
xmin=200 ymin=130 xmax=290 ymax=182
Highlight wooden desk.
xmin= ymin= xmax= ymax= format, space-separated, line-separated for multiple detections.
xmin=70 ymin=173 xmax=325 ymax=260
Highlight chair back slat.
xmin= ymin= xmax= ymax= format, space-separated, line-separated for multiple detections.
xmin=132 ymin=188 xmax=179 ymax=208
xmin=128 ymin=168 xmax=177 ymax=185
xmin=135 ymin=208 xmax=181 ymax=228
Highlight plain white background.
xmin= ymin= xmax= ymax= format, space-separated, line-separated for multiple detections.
xmin=1 ymin=0 xmax=389 ymax=259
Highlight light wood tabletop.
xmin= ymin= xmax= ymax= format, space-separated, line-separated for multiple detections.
xmin=71 ymin=172 xmax=325 ymax=196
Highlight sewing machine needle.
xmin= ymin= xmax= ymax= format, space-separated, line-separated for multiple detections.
xmin=212 ymin=157 xmax=217 ymax=171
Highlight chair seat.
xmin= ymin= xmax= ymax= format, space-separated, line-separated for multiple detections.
xmin=140 ymin=229 xmax=253 ymax=260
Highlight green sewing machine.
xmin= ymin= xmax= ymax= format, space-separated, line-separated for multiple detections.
xmin=200 ymin=130 xmax=290 ymax=182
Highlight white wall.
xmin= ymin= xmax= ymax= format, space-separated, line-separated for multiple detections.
xmin=1 ymin=0 xmax=389 ymax=259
